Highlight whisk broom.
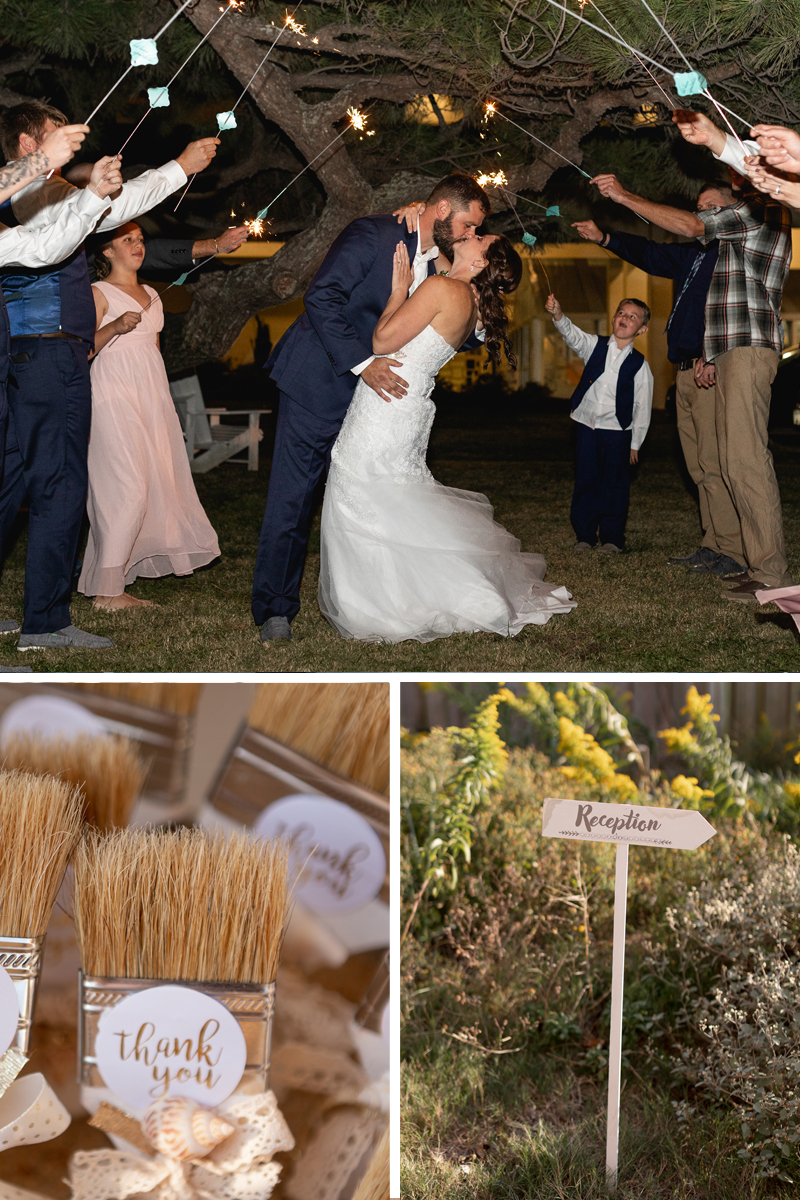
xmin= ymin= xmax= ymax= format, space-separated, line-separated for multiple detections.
xmin=0 ymin=769 xmax=84 ymax=1054
xmin=73 ymin=826 xmax=290 ymax=1091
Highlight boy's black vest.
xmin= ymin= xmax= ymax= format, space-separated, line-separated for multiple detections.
xmin=570 ymin=336 xmax=645 ymax=431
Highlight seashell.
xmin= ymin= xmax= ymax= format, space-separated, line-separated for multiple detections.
xmin=142 ymin=1095 xmax=235 ymax=1161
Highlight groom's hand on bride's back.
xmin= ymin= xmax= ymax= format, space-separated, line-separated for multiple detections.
xmin=361 ymin=358 xmax=408 ymax=402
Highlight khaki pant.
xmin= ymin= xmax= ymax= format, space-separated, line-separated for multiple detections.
xmin=675 ymin=366 xmax=745 ymax=564
xmin=714 ymin=345 xmax=791 ymax=588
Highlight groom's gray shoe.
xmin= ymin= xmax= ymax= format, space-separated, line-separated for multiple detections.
xmin=260 ymin=616 xmax=292 ymax=642
xmin=0 ymin=620 xmax=20 ymax=635
xmin=17 ymin=625 xmax=114 ymax=652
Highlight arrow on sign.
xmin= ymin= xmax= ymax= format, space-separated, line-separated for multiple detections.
xmin=541 ymin=796 xmax=716 ymax=1193
xmin=542 ymin=797 xmax=716 ymax=851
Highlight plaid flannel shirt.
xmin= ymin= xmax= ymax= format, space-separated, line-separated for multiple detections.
xmin=696 ymin=194 xmax=791 ymax=362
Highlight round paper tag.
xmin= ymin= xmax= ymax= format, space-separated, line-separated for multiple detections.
xmin=0 ymin=695 xmax=105 ymax=742
xmin=95 ymin=985 xmax=247 ymax=1112
xmin=254 ymin=794 xmax=386 ymax=915
xmin=0 ymin=964 xmax=19 ymax=1056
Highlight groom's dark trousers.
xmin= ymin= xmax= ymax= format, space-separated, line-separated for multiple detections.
xmin=253 ymin=214 xmax=429 ymax=626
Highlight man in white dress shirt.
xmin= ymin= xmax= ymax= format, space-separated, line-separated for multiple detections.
xmin=0 ymin=101 xmax=219 ymax=650
xmin=546 ymin=293 xmax=653 ymax=553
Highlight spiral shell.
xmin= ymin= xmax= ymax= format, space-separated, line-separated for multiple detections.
xmin=142 ymin=1095 xmax=235 ymax=1160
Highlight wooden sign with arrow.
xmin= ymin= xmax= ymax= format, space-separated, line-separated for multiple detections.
xmin=542 ymin=797 xmax=716 ymax=1192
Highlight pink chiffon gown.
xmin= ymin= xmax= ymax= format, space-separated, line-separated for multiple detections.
xmin=78 ymin=282 xmax=219 ymax=597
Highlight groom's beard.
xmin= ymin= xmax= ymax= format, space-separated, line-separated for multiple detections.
xmin=432 ymin=213 xmax=460 ymax=260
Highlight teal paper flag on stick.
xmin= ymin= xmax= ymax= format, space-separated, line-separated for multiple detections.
xmin=130 ymin=38 xmax=159 ymax=66
xmin=217 ymin=111 xmax=237 ymax=132
xmin=147 ymin=87 xmax=170 ymax=108
xmin=257 ymin=205 xmax=270 ymax=220
xmin=522 ymin=232 xmax=538 ymax=246
xmin=174 ymin=273 xmax=189 ymax=286
xmin=674 ymin=71 xmax=707 ymax=97
xmin=546 ymin=205 xmax=560 ymax=217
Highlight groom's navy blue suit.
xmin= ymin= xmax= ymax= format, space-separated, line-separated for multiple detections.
xmin=253 ymin=214 xmax=437 ymax=626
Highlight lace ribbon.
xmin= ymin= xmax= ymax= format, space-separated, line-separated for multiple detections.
xmin=69 ymin=1092 xmax=294 ymax=1200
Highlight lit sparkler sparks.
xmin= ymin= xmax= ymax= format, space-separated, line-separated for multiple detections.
xmin=285 ymin=13 xmax=306 ymax=35
xmin=245 ymin=217 xmax=266 ymax=238
xmin=254 ymin=105 xmax=374 ymax=219
xmin=476 ymin=170 xmax=508 ymax=187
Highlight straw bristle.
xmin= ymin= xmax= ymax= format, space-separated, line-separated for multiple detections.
xmin=0 ymin=769 xmax=84 ymax=937
xmin=73 ymin=827 xmax=289 ymax=983
xmin=2 ymin=733 xmax=146 ymax=831
xmin=352 ymin=1127 xmax=389 ymax=1200
xmin=64 ymin=682 xmax=202 ymax=716
xmin=248 ymin=683 xmax=389 ymax=796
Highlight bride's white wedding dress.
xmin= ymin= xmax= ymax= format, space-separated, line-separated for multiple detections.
xmin=318 ymin=324 xmax=576 ymax=642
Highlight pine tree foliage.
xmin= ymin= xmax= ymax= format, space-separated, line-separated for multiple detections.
xmin=0 ymin=0 xmax=795 ymax=366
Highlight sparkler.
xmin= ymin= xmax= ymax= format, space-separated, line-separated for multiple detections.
xmin=255 ymin=106 xmax=371 ymax=220
xmin=174 ymin=2 xmax=307 ymax=212
xmin=629 ymin=0 xmax=749 ymax=146
xmin=83 ymin=0 xmax=196 ymax=125
xmin=484 ymin=102 xmax=592 ymax=179
xmin=485 ymin=100 xmax=649 ymax=223
xmin=537 ymin=0 xmax=753 ymax=131
xmin=115 ymin=1 xmax=244 ymax=159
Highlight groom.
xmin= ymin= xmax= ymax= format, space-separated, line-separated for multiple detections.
xmin=253 ymin=172 xmax=492 ymax=642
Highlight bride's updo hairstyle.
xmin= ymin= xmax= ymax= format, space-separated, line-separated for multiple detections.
xmin=472 ymin=235 xmax=522 ymax=368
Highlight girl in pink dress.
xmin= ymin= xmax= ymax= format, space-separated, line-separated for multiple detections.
xmin=78 ymin=222 xmax=219 ymax=609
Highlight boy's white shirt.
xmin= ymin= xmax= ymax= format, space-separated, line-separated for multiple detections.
xmin=553 ymin=313 xmax=653 ymax=452
xmin=0 ymin=159 xmax=187 ymax=270
xmin=0 ymin=184 xmax=110 ymax=269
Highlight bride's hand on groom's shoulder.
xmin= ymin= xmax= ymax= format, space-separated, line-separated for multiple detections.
xmin=393 ymin=202 xmax=426 ymax=232
xmin=392 ymin=242 xmax=414 ymax=294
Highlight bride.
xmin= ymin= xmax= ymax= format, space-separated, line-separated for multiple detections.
xmin=318 ymin=232 xmax=576 ymax=642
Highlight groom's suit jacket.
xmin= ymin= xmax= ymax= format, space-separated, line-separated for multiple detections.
xmin=266 ymin=214 xmax=435 ymax=423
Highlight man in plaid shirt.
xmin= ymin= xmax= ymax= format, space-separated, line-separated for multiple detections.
xmin=593 ymin=112 xmax=792 ymax=599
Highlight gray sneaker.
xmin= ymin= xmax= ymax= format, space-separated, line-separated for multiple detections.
xmin=688 ymin=552 xmax=747 ymax=577
xmin=668 ymin=546 xmax=713 ymax=567
xmin=0 ymin=620 xmax=20 ymax=635
xmin=599 ymin=542 xmax=623 ymax=554
xmin=260 ymin=616 xmax=292 ymax=642
xmin=574 ymin=541 xmax=594 ymax=552
xmin=17 ymin=625 xmax=114 ymax=652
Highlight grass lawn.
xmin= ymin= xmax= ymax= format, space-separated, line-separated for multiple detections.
xmin=1 ymin=390 xmax=798 ymax=672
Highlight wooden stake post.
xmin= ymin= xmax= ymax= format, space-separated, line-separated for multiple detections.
xmin=542 ymin=797 xmax=716 ymax=1193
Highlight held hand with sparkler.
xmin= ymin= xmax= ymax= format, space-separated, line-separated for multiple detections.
xmin=545 ymin=293 xmax=563 ymax=321
xmin=750 ymin=124 xmax=800 ymax=175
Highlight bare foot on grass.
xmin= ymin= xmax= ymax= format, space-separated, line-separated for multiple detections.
xmin=92 ymin=593 xmax=160 ymax=611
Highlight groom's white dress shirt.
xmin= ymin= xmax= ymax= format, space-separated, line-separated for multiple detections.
xmin=351 ymin=232 xmax=439 ymax=376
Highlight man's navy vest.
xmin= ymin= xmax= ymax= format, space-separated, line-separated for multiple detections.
xmin=0 ymin=197 xmax=96 ymax=343
xmin=570 ymin=335 xmax=645 ymax=431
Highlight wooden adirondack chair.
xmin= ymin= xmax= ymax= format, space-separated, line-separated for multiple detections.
xmin=169 ymin=374 xmax=271 ymax=473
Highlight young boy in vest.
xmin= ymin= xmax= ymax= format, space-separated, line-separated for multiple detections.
xmin=546 ymin=293 xmax=653 ymax=553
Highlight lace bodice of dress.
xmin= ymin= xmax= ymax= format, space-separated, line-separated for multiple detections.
xmin=331 ymin=324 xmax=457 ymax=484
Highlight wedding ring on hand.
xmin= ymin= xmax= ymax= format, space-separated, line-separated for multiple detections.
xmin=775 ymin=185 xmax=782 ymax=196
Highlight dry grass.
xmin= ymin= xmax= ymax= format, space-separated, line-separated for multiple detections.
xmin=2 ymin=733 xmax=146 ymax=830
xmin=0 ymin=770 xmax=84 ymax=936
xmin=0 ymin=403 xmax=797 ymax=671
xmin=73 ymin=827 xmax=289 ymax=983
xmin=249 ymin=681 xmax=390 ymax=796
